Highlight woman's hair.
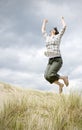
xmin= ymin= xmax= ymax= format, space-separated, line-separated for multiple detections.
xmin=54 ymin=27 xmax=59 ymax=35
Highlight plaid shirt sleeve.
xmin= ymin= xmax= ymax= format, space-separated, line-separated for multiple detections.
xmin=42 ymin=30 xmax=48 ymax=39
xmin=58 ymin=26 xmax=66 ymax=39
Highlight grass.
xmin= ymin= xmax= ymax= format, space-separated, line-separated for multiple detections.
xmin=0 ymin=83 xmax=82 ymax=130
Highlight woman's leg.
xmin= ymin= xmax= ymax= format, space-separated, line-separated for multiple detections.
xmin=54 ymin=80 xmax=64 ymax=94
xmin=44 ymin=57 xmax=69 ymax=93
xmin=45 ymin=58 xmax=62 ymax=83
xmin=54 ymin=76 xmax=69 ymax=94
xmin=59 ymin=76 xmax=69 ymax=86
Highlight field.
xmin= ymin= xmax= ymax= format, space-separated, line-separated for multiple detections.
xmin=0 ymin=82 xmax=82 ymax=130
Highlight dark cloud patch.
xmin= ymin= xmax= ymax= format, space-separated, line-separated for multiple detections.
xmin=0 ymin=0 xmax=42 ymax=35
xmin=0 ymin=0 xmax=81 ymax=49
xmin=0 ymin=0 xmax=43 ymax=49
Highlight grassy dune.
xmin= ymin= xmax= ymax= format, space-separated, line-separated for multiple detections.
xmin=0 ymin=82 xmax=82 ymax=130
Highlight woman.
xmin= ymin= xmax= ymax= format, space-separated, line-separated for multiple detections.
xmin=42 ymin=17 xmax=69 ymax=94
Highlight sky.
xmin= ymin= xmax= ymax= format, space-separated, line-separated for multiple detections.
xmin=0 ymin=0 xmax=82 ymax=93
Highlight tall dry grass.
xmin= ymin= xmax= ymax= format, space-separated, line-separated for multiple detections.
xmin=0 ymin=83 xmax=82 ymax=130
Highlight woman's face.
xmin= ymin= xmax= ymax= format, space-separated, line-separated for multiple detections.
xmin=50 ymin=29 xmax=56 ymax=35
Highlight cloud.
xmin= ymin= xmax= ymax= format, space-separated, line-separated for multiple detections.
xmin=0 ymin=0 xmax=82 ymax=93
xmin=0 ymin=47 xmax=46 ymax=73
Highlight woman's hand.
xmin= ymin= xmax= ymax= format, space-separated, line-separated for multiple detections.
xmin=43 ymin=19 xmax=48 ymax=23
xmin=61 ymin=16 xmax=66 ymax=27
xmin=61 ymin=16 xmax=64 ymax=19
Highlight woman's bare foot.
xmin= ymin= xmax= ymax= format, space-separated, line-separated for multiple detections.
xmin=59 ymin=83 xmax=64 ymax=94
xmin=60 ymin=76 xmax=69 ymax=87
xmin=63 ymin=76 xmax=69 ymax=87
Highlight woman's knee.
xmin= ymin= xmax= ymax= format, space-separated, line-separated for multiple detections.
xmin=44 ymin=73 xmax=53 ymax=83
xmin=44 ymin=72 xmax=59 ymax=83
xmin=44 ymin=73 xmax=49 ymax=81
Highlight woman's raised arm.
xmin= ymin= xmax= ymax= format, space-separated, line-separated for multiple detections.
xmin=61 ymin=16 xmax=67 ymax=27
xmin=41 ymin=19 xmax=48 ymax=33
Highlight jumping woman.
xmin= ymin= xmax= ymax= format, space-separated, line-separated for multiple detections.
xmin=42 ymin=17 xmax=69 ymax=94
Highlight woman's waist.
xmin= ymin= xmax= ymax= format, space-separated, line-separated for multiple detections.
xmin=44 ymin=50 xmax=61 ymax=57
xmin=49 ymin=56 xmax=61 ymax=60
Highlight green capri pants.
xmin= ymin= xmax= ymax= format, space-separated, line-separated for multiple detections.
xmin=44 ymin=57 xmax=63 ymax=84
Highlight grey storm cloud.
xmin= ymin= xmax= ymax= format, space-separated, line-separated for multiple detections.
xmin=0 ymin=0 xmax=42 ymax=32
xmin=0 ymin=0 xmax=43 ymax=48
xmin=0 ymin=0 xmax=82 ymax=48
